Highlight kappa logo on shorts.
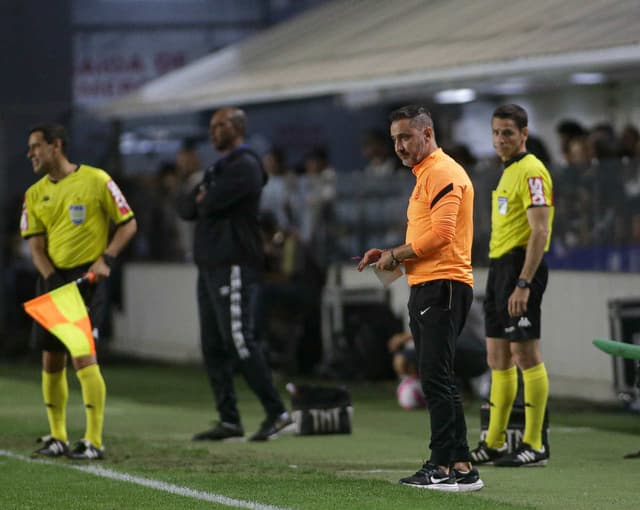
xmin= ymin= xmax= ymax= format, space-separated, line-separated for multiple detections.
xmin=518 ymin=316 xmax=532 ymax=328
xmin=69 ymin=204 xmax=86 ymax=225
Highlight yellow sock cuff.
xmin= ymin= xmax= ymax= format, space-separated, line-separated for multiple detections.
xmin=43 ymin=367 xmax=67 ymax=382
xmin=76 ymin=364 xmax=100 ymax=380
xmin=492 ymin=365 xmax=517 ymax=382
xmin=522 ymin=362 xmax=547 ymax=382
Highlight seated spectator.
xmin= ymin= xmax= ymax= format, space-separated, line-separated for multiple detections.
xmin=260 ymin=212 xmax=325 ymax=374
xmin=388 ymin=300 xmax=490 ymax=410
xmin=149 ymin=162 xmax=185 ymax=261
xmin=556 ymin=119 xmax=587 ymax=165
xmin=619 ymin=124 xmax=640 ymax=160
xmin=526 ymin=134 xmax=552 ymax=168
xmin=260 ymin=146 xmax=299 ymax=231
xmin=175 ymin=138 xmax=202 ymax=262
xmin=388 ymin=332 xmax=426 ymax=410
xmin=298 ymin=146 xmax=337 ymax=267
xmin=361 ymin=129 xmax=398 ymax=177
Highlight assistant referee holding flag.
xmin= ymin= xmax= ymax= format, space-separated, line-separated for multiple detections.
xmin=21 ymin=123 xmax=137 ymax=459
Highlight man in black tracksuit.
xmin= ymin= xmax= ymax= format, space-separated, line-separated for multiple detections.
xmin=177 ymin=107 xmax=291 ymax=441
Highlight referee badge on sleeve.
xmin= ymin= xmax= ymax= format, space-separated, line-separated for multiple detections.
xmin=498 ymin=196 xmax=508 ymax=215
xmin=69 ymin=204 xmax=86 ymax=225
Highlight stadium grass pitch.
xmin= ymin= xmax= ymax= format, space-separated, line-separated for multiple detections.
xmin=1 ymin=360 xmax=639 ymax=509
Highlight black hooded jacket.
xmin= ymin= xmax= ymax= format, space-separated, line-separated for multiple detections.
xmin=176 ymin=146 xmax=267 ymax=268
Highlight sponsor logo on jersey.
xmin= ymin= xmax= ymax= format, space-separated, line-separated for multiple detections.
xmin=528 ymin=177 xmax=546 ymax=206
xmin=69 ymin=204 xmax=86 ymax=225
xmin=498 ymin=196 xmax=508 ymax=215
xmin=20 ymin=199 xmax=28 ymax=231
xmin=106 ymin=180 xmax=132 ymax=215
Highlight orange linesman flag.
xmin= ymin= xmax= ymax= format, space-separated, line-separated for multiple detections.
xmin=23 ymin=281 xmax=95 ymax=358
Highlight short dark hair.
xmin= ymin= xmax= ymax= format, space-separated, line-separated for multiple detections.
xmin=29 ymin=123 xmax=68 ymax=155
xmin=267 ymin=146 xmax=287 ymax=168
xmin=556 ymin=119 xmax=586 ymax=138
xmin=305 ymin=145 xmax=328 ymax=164
xmin=492 ymin=104 xmax=528 ymax=129
xmin=389 ymin=105 xmax=433 ymax=129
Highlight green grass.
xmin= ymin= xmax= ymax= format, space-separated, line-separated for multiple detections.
xmin=1 ymin=361 xmax=639 ymax=509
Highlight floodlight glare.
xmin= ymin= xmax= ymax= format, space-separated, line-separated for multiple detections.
xmin=433 ymin=88 xmax=477 ymax=104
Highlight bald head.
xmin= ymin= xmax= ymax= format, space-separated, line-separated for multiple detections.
xmin=209 ymin=107 xmax=247 ymax=153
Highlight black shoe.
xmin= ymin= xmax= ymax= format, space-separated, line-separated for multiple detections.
xmin=469 ymin=440 xmax=508 ymax=465
xmin=451 ymin=467 xmax=484 ymax=492
xmin=494 ymin=443 xmax=548 ymax=467
xmin=192 ymin=421 xmax=244 ymax=441
xmin=67 ymin=439 xmax=104 ymax=460
xmin=399 ymin=462 xmax=458 ymax=492
xmin=249 ymin=412 xmax=294 ymax=441
xmin=32 ymin=435 xmax=69 ymax=458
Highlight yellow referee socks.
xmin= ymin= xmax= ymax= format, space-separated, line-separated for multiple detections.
xmin=486 ymin=366 xmax=518 ymax=448
xmin=522 ymin=363 xmax=549 ymax=451
xmin=76 ymin=364 xmax=106 ymax=448
xmin=42 ymin=368 xmax=68 ymax=442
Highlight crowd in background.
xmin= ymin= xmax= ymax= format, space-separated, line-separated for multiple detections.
xmin=4 ymin=117 xmax=640 ymax=369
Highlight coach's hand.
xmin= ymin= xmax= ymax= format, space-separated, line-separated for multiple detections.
xmin=508 ymin=287 xmax=530 ymax=317
xmin=357 ymin=248 xmax=382 ymax=271
xmin=375 ymin=250 xmax=397 ymax=271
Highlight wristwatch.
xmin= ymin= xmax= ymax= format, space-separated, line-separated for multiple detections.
xmin=102 ymin=253 xmax=116 ymax=269
xmin=516 ymin=278 xmax=531 ymax=289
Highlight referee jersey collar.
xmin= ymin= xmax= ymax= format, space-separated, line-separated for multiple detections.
xmin=503 ymin=151 xmax=529 ymax=169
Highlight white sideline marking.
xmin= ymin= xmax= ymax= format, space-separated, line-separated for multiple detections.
xmin=0 ymin=449 xmax=292 ymax=510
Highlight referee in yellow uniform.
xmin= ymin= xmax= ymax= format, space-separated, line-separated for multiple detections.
xmin=20 ymin=124 xmax=137 ymax=459
xmin=470 ymin=104 xmax=554 ymax=467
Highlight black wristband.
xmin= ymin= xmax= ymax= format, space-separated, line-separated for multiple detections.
xmin=390 ymin=249 xmax=400 ymax=265
xmin=102 ymin=253 xmax=116 ymax=269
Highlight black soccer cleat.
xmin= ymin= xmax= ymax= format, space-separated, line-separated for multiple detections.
xmin=67 ymin=439 xmax=104 ymax=460
xmin=399 ymin=462 xmax=459 ymax=492
xmin=249 ymin=412 xmax=294 ymax=441
xmin=32 ymin=435 xmax=69 ymax=458
xmin=494 ymin=443 xmax=548 ymax=467
xmin=192 ymin=421 xmax=245 ymax=441
xmin=451 ymin=467 xmax=484 ymax=492
xmin=469 ymin=440 xmax=508 ymax=464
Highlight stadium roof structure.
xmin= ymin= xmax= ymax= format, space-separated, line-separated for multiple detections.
xmin=96 ymin=0 xmax=640 ymax=119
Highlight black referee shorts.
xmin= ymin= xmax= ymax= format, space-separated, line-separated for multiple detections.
xmin=31 ymin=264 xmax=107 ymax=353
xmin=484 ymin=248 xmax=548 ymax=341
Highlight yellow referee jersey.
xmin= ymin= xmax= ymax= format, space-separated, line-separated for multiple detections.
xmin=20 ymin=164 xmax=134 ymax=269
xmin=489 ymin=153 xmax=554 ymax=259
